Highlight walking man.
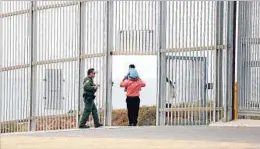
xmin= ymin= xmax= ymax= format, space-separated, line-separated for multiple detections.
xmin=120 ymin=70 xmax=146 ymax=126
xmin=79 ymin=68 xmax=103 ymax=128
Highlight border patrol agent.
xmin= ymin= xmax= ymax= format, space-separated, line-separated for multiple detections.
xmin=79 ymin=68 xmax=103 ymax=128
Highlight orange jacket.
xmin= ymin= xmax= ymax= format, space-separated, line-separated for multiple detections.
xmin=120 ymin=79 xmax=146 ymax=97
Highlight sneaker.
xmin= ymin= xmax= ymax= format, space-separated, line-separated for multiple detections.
xmin=79 ymin=125 xmax=90 ymax=129
xmin=95 ymin=123 xmax=103 ymax=128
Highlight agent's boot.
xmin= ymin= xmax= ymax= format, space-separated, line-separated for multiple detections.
xmin=79 ymin=125 xmax=90 ymax=129
xmin=95 ymin=123 xmax=103 ymax=128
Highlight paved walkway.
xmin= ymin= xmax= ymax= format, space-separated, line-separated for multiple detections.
xmin=209 ymin=119 xmax=260 ymax=127
xmin=1 ymin=126 xmax=260 ymax=149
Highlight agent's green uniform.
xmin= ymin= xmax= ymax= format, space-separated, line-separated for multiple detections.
xmin=79 ymin=77 xmax=100 ymax=127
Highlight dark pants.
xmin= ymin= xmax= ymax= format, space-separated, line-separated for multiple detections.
xmin=126 ymin=96 xmax=140 ymax=126
xmin=79 ymin=99 xmax=99 ymax=127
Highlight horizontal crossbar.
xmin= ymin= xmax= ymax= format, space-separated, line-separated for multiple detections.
xmin=111 ymin=50 xmax=157 ymax=55
xmin=238 ymin=110 xmax=260 ymax=116
xmin=111 ymin=45 xmax=225 ymax=55
xmin=245 ymin=61 xmax=260 ymax=67
xmin=161 ymin=45 xmax=225 ymax=53
xmin=241 ymin=38 xmax=260 ymax=45
xmin=159 ymin=107 xmax=223 ymax=112
xmin=0 ymin=2 xmax=78 ymax=18
xmin=0 ymin=53 xmax=106 ymax=72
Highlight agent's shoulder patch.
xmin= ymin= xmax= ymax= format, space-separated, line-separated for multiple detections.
xmin=85 ymin=79 xmax=90 ymax=83
xmin=83 ymin=78 xmax=90 ymax=83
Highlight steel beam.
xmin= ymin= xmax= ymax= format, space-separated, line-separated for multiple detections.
xmin=225 ymin=1 xmax=236 ymax=122
xmin=156 ymin=1 xmax=167 ymax=126
xmin=215 ymin=1 xmax=224 ymax=122
xmin=76 ymin=1 xmax=85 ymax=128
xmin=104 ymin=1 xmax=113 ymax=126
xmin=28 ymin=1 xmax=37 ymax=131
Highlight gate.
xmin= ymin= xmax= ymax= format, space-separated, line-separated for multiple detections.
xmin=156 ymin=1 xmax=236 ymax=125
xmin=237 ymin=2 xmax=260 ymax=118
xmin=163 ymin=56 xmax=207 ymax=125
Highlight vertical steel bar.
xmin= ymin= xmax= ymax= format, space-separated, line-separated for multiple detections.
xmin=0 ymin=0 xmax=4 ymax=133
xmin=144 ymin=2 xmax=148 ymax=54
xmin=243 ymin=2 xmax=251 ymax=116
xmin=209 ymin=1 xmax=215 ymax=123
xmin=165 ymin=2 xmax=170 ymax=125
xmin=137 ymin=2 xmax=140 ymax=52
xmin=41 ymin=3 xmax=45 ymax=131
xmin=190 ymin=1 xmax=195 ymax=125
xmin=156 ymin=1 xmax=167 ymax=126
xmin=203 ymin=1 xmax=208 ymax=125
xmin=173 ymin=2 xmax=178 ymax=125
xmin=169 ymin=2 xmax=174 ymax=125
xmin=248 ymin=2 xmax=252 ymax=113
xmin=56 ymin=4 xmax=61 ymax=130
xmin=256 ymin=2 xmax=260 ymax=113
xmin=187 ymin=2 xmax=191 ymax=125
xmin=215 ymin=1 xmax=224 ymax=122
xmin=13 ymin=4 xmax=17 ymax=132
xmin=225 ymin=1 xmax=236 ymax=122
xmin=97 ymin=3 xmax=102 ymax=122
xmin=23 ymin=7 xmax=27 ymax=131
xmin=231 ymin=2 xmax=238 ymax=120
xmin=49 ymin=5 xmax=54 ymax=130
xmin=29 ymin=1 xmax=37 ymax=131
xmin=7 ymin=3 xmax=10 ymax=131
xmin=19 ymin=11 xmax=23 ymax=132
xmin=176 ymin=1 xmax=180 ymax=125
xmin=180 ymin=2 xmax=185 ymax=125
xmin=244 ymin=2 xmax=248 ymax=116
xmin=15 ymin=12 xmax=19 ymax=132
xmin=237 ymin=2 xmax=243 ymax=118
xmin=104 ymin=1 xmax=113 ymax=126
xmin=10 ymin=2 xmax=13 ymax=132
xmin=183 ymin=2 xmax=188 ymax=126
xmin=245 ymin=2 xmax=250 ymax=116
xmin=77 ymin=1 xmax=85 ymax=128
xmin=64 ymin=4 xmax=68 ymax=129
xmin=133 ymin=2 xmax=136 ymax=53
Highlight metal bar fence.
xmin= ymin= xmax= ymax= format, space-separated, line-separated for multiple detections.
xmin=237 ymin=1 xmax=260 ymax=119
xmin=157 ymin=1 xmax=233 ymax=125
xmin=1 ymin=1 xmax=259 ymax=133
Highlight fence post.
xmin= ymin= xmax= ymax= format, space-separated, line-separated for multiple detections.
xmin=233 ymin=82 xmax=238 ymax=120
xmin=76 ymin=1 xmax=85 ymax=128
xmin=156 ymin=1 xmax=167 ymax=126
xmin=236 ymin=2 xmax=249 ymax=118
xmin=215 ymin=1 xmax=224 ymax=122
xmin=225 ymin=1 xmax=237 ymax=122
xmin=29 ymin=1 xmax=37 ymax=131
xmin=231 ymin=2 xmax=238 ymax=121
xmin=104 ymin=1 xmax=113 ymax=126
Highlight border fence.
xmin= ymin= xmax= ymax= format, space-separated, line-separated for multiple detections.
xmin=0 ymin=1 xmax=259 ymax=133
xmin=237 ymin=1 xmax=260 ymax=119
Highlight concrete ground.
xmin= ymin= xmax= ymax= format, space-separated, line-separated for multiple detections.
xmin=209 ymin=119 xmax=260 ymax=127
xmin=1 ymin=126 xmax=260 ymax=149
